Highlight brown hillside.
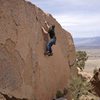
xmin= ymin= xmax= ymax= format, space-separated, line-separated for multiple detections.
xmin=0 ymin=0 xmax=76 ymax=100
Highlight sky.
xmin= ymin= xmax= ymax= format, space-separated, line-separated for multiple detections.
xmin=26 ymin=0 xmax=100 ymax=38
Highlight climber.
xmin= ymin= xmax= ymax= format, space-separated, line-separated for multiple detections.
xmin=41 ymin=21 xmax=56 ymax=56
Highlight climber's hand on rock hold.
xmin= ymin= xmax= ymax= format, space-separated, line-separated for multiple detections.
xmin=45 ymin=21 xmax=47 ymax=24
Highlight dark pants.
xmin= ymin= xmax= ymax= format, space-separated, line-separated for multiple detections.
xmin=47 ymin=37 xmax=56 ymax=53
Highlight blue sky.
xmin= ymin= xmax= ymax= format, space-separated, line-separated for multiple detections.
xmin=26 ymin=0 xmax=100 ymax=38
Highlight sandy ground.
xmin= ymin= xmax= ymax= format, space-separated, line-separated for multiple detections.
xmin=84 ymin=59 xmax=100 ymax=75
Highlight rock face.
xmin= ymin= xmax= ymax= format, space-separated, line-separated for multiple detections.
xmin=0 ymin=0 xmax=75 ymax=100
xmin=91 ymin=69 xmax=100 ymax=97
xmin=77 ymin=67 xmax=92 ymax=81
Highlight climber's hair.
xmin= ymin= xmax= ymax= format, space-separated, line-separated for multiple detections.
xmin=52 ymin=25 xmax=55 ymax=29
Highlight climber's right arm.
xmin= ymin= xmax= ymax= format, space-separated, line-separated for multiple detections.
xmin=41 ymin=27 xmax=48 ymax=34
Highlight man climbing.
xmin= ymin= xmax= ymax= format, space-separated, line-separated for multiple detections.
xmin=41 ymin=21 xmax=56 ymax=56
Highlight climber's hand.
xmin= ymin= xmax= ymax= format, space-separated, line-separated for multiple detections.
xmin=45 ymin=21 xmax=47 ymax=24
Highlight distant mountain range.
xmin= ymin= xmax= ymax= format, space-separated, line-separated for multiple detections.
xmin=74 ymin=37 xmax=100 ymax=49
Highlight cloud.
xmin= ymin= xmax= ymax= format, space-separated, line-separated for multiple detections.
xmin=54 ymin=13 xmax=100 ymax=37
xmin=26 ymin=0 xmax=100 ymax=37
xmin=29 ymin=0 xmax=100 ymax=14
xmin=54 ymin=14 xmax=100 ymax=27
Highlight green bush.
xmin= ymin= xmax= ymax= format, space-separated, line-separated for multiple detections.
xmin=74 ymin=51 xmax=88 ymax=71
xmin=56 ymin=90 xmax=64 ymax=98
xmin=68 ymin=77 xmax=94 ymax=100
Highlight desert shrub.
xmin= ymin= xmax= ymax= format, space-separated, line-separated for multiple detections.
xmin=75 ymin=51 xmax=88 ymax=71
xmin=55 ymin=88 xmax=68 ymax=99
xmin=56 ymin=90 xmax=64 ymax=98
xmin=68 ymin=77 xmax=94 ymax=100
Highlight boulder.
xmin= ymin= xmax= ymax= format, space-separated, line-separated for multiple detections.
xmin=0 ymin=0 xmax=75 ymax=100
